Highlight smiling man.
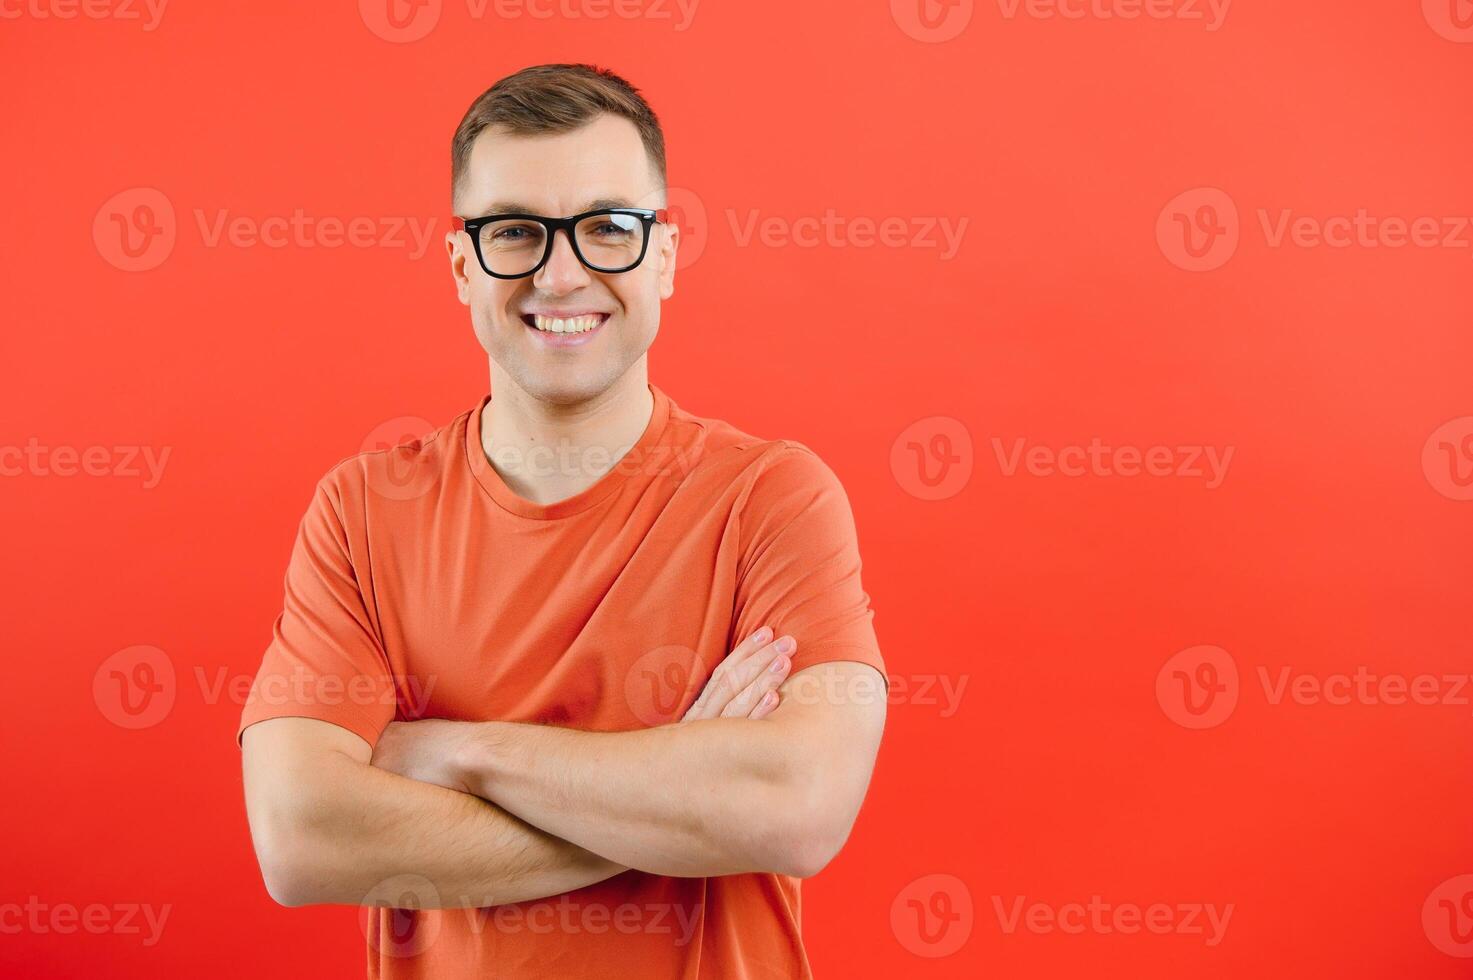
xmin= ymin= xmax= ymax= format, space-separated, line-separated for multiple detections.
xmin=238 ymin=64 xmax=887 ymax=979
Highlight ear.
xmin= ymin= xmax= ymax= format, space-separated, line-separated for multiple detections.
xmin=657 ymin=221 xmax=679 ymax=301
xmin=446 ymin=231 xmax=471 ymax=306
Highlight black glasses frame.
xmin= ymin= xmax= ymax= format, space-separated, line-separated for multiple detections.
xmin=453 ymin=207 xmax=670 ymax=280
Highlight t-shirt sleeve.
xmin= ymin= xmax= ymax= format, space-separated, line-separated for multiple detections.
xmin=236 ymin=474 xmax=397 ymax=748
xmin=731 ymin=443 xmax=888 ymax=688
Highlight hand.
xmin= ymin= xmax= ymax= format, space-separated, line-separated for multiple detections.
xmin=370 ymin=718 xmax=475 ymax=792
xmin=681 ymin=627 xmax=796 ymax=723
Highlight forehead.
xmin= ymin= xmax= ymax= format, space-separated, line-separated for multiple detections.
xmin=461 ymin=112 xmax=659 ymax=216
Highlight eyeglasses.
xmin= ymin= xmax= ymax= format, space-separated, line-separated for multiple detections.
xmin=453 ymin=207 xmax=670 ymax=280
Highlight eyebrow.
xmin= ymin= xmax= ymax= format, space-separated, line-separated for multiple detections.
xmin=476 ymin=198 xmax=640 ymax=217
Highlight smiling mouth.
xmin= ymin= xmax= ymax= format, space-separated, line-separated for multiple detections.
xmin=520 ymin=313 xmax=609 ymax=335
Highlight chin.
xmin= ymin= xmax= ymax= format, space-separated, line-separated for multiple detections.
xmin=509 ymin=366 xmax=621 ymax=408
xmin=476 ymin=313 xmax=652 ymax=407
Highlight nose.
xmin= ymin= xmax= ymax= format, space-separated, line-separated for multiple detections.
xmin=532 ymin=227 xmax=592 ymax=293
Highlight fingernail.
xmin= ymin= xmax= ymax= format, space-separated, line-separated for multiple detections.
xmin=770 ymin=656 xmax=789 ymax=674
xmin=775 ymin=636 xmax=795 ymax=654
xmin=762 ymin=691 xmax=777 ymax=707
xmin=752 ymin=627 xmax=771 ymax=645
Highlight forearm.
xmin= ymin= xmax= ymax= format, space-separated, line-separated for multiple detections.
xmin=245 ymin=729 xmax=625 ymax=908
xmin=454 ymin=719 xmax=815 ymax=878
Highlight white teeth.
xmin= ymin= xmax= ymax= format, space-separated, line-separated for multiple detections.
xmin=533 ymin=314 xmax=603 ymax=334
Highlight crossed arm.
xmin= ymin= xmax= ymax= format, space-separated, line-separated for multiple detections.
xmin=241 ymin=633 xmax=887 ymax=910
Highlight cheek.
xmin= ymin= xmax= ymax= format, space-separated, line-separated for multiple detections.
xmin=469 ymin=283 xmax=520 ymax=338
xmin=612 ymin=277 xmax=662 ymax=334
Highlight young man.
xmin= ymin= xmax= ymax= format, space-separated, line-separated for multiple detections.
xmin=238 ymin=64 xmax=887 ymax=979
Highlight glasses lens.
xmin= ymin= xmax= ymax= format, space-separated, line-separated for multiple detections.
xmin=477 ymin=218 xmax=547 ymax=276
xmin=575 ymin=212 xmax=647 ymax=272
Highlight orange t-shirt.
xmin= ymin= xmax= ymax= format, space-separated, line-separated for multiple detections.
xmin=238 ymin=382 xmax=887 ymax=979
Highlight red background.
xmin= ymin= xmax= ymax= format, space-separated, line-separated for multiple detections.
xmin=3 ymin=0 xmax=1472 ymax=976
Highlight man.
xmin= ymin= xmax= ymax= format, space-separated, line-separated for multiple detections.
xmin=239 ymin=63 xmax=887 ymax=979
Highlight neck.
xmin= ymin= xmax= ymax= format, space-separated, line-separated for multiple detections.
xmin=480 ymin=361 xmax=655 ymax=505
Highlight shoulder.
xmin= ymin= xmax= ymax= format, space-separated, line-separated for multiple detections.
xmin=663 ymin=392 xmax=845 ymax=496
xmin=308 ymin=407 xmax=474 ymax=520
xmin=740 ymin=440 xmax=846 ymax=504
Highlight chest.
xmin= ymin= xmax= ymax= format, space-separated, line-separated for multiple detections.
xmin=367 ymin=497 xmax=747 ymax=730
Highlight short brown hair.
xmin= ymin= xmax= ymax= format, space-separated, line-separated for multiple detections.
xmin=450 ymin=64 xmax=667 ymax=210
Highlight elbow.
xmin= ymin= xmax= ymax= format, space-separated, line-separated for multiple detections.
xmin=763 ymin=777 xmax=853 ymax=880
xmin=261 ymin=867 xmax=312 ymax=908
xmin=774 ymin=835 xmax=842 ymax=880
xmin=258 ymin=852 xmax=320 ymax=908
xmin=248 ymin=802 xmax=331 ymax=908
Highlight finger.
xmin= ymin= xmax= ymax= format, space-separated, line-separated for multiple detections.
xmin=748 ymin=690 xmax=780 ymax=720
xmin=723 ymin=665 xmax=785 ymax=719
xmin=718 ymin=657 xmax=789 ymax=719
xmin=720 ymin=644 xmax=794 ymax=718
xmin=685 ymin=629 xmax=780 ymax=721
xmin=725 ymin=626 xmax=773 ymax=669
xmin=711 ymin=635 xmax=793 ymax=715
